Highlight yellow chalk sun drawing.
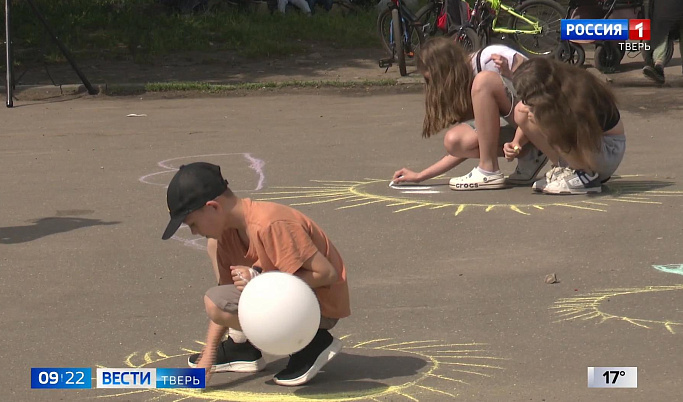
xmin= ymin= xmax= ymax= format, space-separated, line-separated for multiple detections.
xmin=251 ymin=176 xmax=682 ymax=216
xmin=96 ymin=336 xmax=506 ymax=401
xmin=551 ymin=285 xmax=683 ymax=334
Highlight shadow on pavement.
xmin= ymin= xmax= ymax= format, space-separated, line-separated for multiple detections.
xmin=0 ymin=217 xmax=120 ymax=244
xmin=293 ymin=353 xmax=428 ymax=395
xmin=295 ymin=380 xmax=392 ymax=398
xmin=604 ymin=178 xmax=677 ymax=195
xmin=305 ymin=352 xmax=427 ymax=381
xmin=207 ymin=352 xmax=427 ymax=394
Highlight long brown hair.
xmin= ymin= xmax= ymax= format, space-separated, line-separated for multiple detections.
xmin=512 ymin=57 xmax=619 ymax=171
xmin=417 ymin=37 xmax=474 ymax=138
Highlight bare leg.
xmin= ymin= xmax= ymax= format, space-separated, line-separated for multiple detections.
xmin=197 ymin=295 xmax=243 ymax=381
xmin=514 ymin=103 xmax=561 ymax=165
xmin=443 ymin=123 xmax=482 ymax=159
xmin=444 ymin=123 xmax=507 ymax=159
xmin=204 ymin=295 xmax=241 ymax=329
xmin=445 ymin=122 xmax=509 ymax=190
xmin=471 ymin=76 xmax=504 ymax=172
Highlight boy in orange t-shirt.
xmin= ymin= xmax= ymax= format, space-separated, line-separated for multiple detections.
xmin=162 ymin=162 xmax=350 ymax=386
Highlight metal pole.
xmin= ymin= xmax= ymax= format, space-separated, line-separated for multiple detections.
xmin=25 ymin=0 xmax=98 ymax=95
xmin=5 ymin=0 xmax=13 ymax=107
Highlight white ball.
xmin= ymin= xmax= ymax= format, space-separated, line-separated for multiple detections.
xmin=238 ymin=271 xmax=320 ymax=356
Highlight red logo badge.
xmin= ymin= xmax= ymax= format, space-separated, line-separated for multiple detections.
xmin=629 ymin=19 xmax=650 ymax=40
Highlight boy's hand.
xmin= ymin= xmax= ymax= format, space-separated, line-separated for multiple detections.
xmin=196 ymin=348 xmax=215 ymax=383
xmin=503 ymin=142 xmax=521 ymax=161
xmin=230 ymin=266 xmax=253 ymax=291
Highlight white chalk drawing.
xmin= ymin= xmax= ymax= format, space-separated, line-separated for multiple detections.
xmin=140 ymin=153 xmax=266 ymax=250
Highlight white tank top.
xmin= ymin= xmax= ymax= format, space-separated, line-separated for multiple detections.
xmin=470 ymin=44 xmax=527 ymax=75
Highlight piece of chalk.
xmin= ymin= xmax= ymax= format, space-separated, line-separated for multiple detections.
xmin=513 ymin=145 xmax=521 ymax=153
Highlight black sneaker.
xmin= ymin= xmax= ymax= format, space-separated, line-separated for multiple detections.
xmin=273 ymin=329 xmax=342 ymax=386
xmin=643 ymin=65 xmax=665 ymax=84
xmin=188 ymin=338 xmax=266 ymax=373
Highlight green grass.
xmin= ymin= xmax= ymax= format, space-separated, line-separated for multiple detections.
xmin=143 ymin=79 xmax=400 ymax=92
xmin=2 ymin=0 xmax=381 ymax=64
xmin=101 ymin=78 xmax=404 ymax=95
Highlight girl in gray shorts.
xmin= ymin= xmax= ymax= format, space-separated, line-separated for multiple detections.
xmin=510 ymin=57 xmax=626 ymax=195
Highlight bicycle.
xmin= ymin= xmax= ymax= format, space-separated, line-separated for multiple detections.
xmin=455 ymin=0 xmax=566 ymax=57
xmin=377 ymin=0 xmax=470 ymax=54
xmin=377 ymin=0 xmax=473 ymax=75
xmin=377 ymin=0 xmax=428 ymax=76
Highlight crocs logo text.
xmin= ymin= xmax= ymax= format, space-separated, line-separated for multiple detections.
xmin=453 ymin=183 xmax=479 ymax=189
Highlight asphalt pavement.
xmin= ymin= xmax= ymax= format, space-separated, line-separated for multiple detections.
xmin=2 ymin=43 xmax=683 ymax=402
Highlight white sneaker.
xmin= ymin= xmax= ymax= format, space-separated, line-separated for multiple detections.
xmin=532 ymin=166 xmax=565 ymax=193
xmin=531 ymin=177 xmax=547 ymax=192
xmin=449 ymin=167 xmax=506 ymax=191
xmin=506 ymin=146 xmax=548 ymax=185
xmin=543 ymin=169 xmax=602 ymax=195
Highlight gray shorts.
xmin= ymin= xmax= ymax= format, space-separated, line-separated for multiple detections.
xmin=205 ymin=285 xmax=339 ymax=330
xmin=594 ymin=134 xmax=626 ymax=181
xmin=462 ymin=117 xmax=517 ymax=146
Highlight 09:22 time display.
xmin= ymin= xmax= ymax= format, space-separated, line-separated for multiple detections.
xmin=31 ymin=368 xmax=92 ymax=389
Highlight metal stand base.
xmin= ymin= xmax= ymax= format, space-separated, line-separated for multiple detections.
xmin=5 ymin=0 xmax=98 ymax=108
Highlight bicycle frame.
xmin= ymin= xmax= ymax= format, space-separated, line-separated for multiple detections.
xmin=470 ymin=0 xmax=545 ymax=36
xmin=386 ymin=0 xmax=422 ymax=54
xmin=378 ymin=0 xmax=423 ymax=70
xmin=387 ymin=0 xmax=421 ymax=34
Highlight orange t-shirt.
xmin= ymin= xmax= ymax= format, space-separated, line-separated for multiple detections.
xmin=216 ymin=198 xmax=350 ymax=319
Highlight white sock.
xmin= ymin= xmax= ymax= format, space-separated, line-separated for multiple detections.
xmin=477 ymin=166 xmax=500 ymax=175
xmin=229 ymin=328 xmax=247 ymax=343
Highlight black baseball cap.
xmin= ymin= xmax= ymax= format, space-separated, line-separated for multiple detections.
xmin=162 ymin=162 xmax=228 ymax=240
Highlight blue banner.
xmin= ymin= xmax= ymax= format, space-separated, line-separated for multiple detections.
xmin=33 ymin=367 xmax=205 ymax=389
xmin=561 ymin=19 xmax=629 ymax=40
xmin=156 ymin=368 xmax=205 ymax=389
xmin=31 ymin=368 xmax=92 ymax=389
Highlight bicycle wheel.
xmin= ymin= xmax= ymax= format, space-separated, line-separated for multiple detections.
xmin=454 ymin=27 xmax=481 ymax=53
xmin=509 ymin=0 xmax=564 ymax=56
xmin=415 ymin=2 xmax=442 ymax=38
xmin=594 ymin=41 xmax=621 ymax=73
xmin=377 ymin=8 xmax=393 ymax=55
xmin=392 ymin=8 xmax=408 ymax=76
xmin=555 ymin=41 xmax=585 ymax=66
xmin=406 ymin=24 xmax=426 ymax=65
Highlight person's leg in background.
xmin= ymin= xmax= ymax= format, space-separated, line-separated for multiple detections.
xmin=643 ymin=20 xmax=675 ymax=83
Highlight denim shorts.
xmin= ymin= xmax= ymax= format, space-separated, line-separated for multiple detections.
xmin=594 ymin=134 xmax=626 ymax=181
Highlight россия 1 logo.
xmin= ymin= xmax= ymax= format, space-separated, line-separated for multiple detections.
xmin=561 ymin=19 xmax=650 ymax=41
